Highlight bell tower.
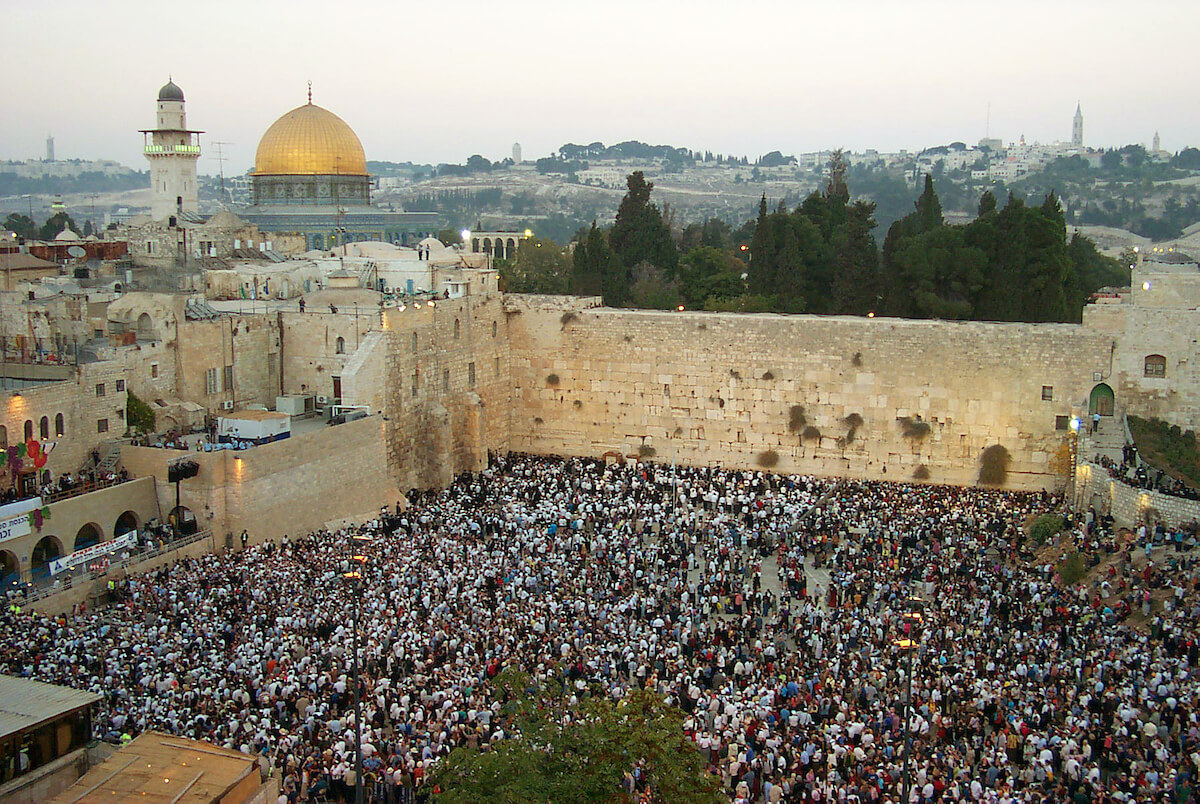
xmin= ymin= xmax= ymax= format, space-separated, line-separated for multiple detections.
xmin=141 ymin=78 xmax=203 ymax=221
xmin=1072 ymin=103 xmax=1084 ymax=148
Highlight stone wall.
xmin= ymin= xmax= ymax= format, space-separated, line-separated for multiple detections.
xmin=505 ymin=299 xmax=1116 ymax=490
xmin=120 ymin=414 xmax=398 ymax=544
xmin=379 ymin=293 xmax=511 ymax=490
xmin=1075 ymin=462 xmax=1200 ymax=529
xmin=279 ymin=309 xmax=379 ymax=402
xmin=1 ymin=360 xmax=130 ymax=480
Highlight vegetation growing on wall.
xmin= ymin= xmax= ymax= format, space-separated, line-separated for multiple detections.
xmin=788 ymin=405 xmax=807 ymax=433
xmin=899 ymin=416 xmax=931 ymax=440
xmin=978 ymin=444 xmax=1011 ymax=486
xmin=757 ymin=450 xmax=779 ymax=468
xmin=126 ymin=390 xmax=156 ymax=434
xmin=913 ymin=465 xmax=931 ymax=480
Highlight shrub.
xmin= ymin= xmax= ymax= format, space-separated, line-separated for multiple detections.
xmin=533 ymin=417 xmax=544 ymax=425
xmin=843 ymin=412 xmax=864 ymax=443
xmin=546 ymin=373 xmax=560 ymax=386
xmin=560 ymin=311 xmax=579 ymax=327
xmin=851 ymin=352 xmax=863 ymax=367
xmin=899 ymin=416 xmax=931 ymax=440
xmin=757 ymin=450 xmax=779 ymax=468
xmin=762 ymin=370 xmax=775 ymax=381
xmin=913 ymin=465 xmax=931 ymax=480
xmin=788 ymin=405 xmax=807 ymax=433
xmin=638 ymin=444 xmax=656 ymax=458
xmin=1056 ymin=552 xmax=1087 ymax=586
xmin=801 ymin=426 xmax=821 ymax=442
xmin=673 ymin=426 xmax=683 ymax=436
xmin=730 ymin=370 xmax=741 ymax=379
xmin=978 ymin=444 xmax=1011 ymax=486
xmin=1030 ymin=513 xmax=1065 ymax=545
xmin=572 ymin=400 xmax=582 ymax=409
xmin=126 ymin=390 xmax=156 ymax=434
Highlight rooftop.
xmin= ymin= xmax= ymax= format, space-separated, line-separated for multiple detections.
xmin=0 ymin=675 xmax=101 ymax=739
xmin=47 ymin=731 xmax=265 ymax=804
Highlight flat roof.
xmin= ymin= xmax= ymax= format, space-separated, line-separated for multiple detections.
xmin=0 ymin=675 xmax=102 ymax=739
xmin=48 ymin=732 xmax=263 ymax=804
xmin=220 ymin=410 xmax=289 ymax=421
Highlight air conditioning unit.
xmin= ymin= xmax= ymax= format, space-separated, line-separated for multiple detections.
xmin=221 ymin=400 xmax=235 ymax=410
xmin=316 ymin=395 xmax=329 ymax=405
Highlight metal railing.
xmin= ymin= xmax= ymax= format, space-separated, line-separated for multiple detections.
xmin=20 ymin=529 xmax=214 ymax=605
xmin=41 ymin=476 xmax=133 ymax=505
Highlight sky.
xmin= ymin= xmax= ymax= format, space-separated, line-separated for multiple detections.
xmin=2 ymin=0 xmax=1197 ymax=175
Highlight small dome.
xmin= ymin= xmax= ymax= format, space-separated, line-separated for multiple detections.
xmin=54 ymin=228 xmax=80 ymax=241
xmin=253 ymin=102 xmax=367 ymax=176
xmin=158 ymin=80 xmax=185 ymax=102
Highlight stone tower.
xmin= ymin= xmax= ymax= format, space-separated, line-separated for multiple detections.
xmin=1072 ymin=103 xmax=1084 ymax=148
xmin=1153 ymin=131 xmax=1161 ymax=153
xmin=512 ymin=142 xmax=522 ymax=164
xmin=141 ymin=79 xmax=202 ymax=221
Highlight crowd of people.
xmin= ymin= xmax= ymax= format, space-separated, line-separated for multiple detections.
xmin=2 ymin=454 xmax=1199 ymax=803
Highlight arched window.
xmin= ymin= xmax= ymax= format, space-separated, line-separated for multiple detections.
xmin=411 ymin=332 xmax=418 ymax=353
xmin=1144 ymin=354 xmax=1166 ymax=377
xmin=55 ymin=413 xmax=64 ymax=437
xmin=454 ymin=319 xmax=461 ymax=339
xmin=335 ymin=336 xmax=345 ymax=355
xmin=492 ymin=320 xmax=498 ymax=338
xmin=24 ymin=420 xmax=33 ymax=441
xmin=39 ymin=417 xmax=49 ymax=439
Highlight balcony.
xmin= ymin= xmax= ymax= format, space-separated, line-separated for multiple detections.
xmin=144 ymin=144 xmax=201 ymax=155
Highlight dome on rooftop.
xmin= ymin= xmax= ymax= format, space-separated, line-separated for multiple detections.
xmin=158 ymin=80 xmax=185 ymax=102
xmin=253 ymin=101 xmax=367 ymax=177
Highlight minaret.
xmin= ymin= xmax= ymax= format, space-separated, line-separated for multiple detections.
xmin=1072 ymin=103 xmax=1084 ymax=148
xmin=140 ymin=78 xmax=203 ymax=221
xmin=1153 ymin=131 xmax=1161 ymax=153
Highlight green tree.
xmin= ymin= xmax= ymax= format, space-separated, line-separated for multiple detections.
xmin=677 ymin=246 xmax=744 ymax=308
xmin=38 ymin=211 xmax=78 ymax=241
xmin=609 ymin=171 xmax=677 ymax=278
xmin=628 ymin=262 xmax=682 ymax=310
xmin=3 ymin=213 xmax=37 ymax=240
xmin=430 ymin=671 xmax=722 ymax=804
xmin=571 ymin=223 xmax=625 ymax=305
xmin=436 ymin=228 xmax=463 ymax=246
xmin=500 ymin=236 xmax=571 ymax=294
xmin=126 ymin=391 xmax=156 ymax=434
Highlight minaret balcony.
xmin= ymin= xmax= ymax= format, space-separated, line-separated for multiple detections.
xmin=144 ymin=144 xmax=202 ymax=155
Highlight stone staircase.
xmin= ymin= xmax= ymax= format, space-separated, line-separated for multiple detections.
xmin=1080 ymin=411 xmax=1127 ymax=465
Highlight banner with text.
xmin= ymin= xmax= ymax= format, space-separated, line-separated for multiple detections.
xmin=49 ymin=531 xmax=137 ymax=575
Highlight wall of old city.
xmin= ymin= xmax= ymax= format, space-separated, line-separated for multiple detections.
xmin=376 ymin=292 xmax=512 ymax=490
xmin=120 ymin=414 xmax=398 ymax=545
xmin=505 ymin=298 xmax=1116 ymax=490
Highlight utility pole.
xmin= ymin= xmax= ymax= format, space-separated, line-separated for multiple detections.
xmin=212 ymin=142 xmax=234 ymax=205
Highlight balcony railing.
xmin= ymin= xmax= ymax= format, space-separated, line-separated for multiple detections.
xmin=144 ymin=145 xmax=201 ymax=155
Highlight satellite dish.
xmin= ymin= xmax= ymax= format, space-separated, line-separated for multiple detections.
xmin=66 ymin=245 xmax=86 ymax=258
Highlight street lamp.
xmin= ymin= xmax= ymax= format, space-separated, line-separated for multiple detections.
xmin=895 ymin=606 xmax=923 ymax=804
xmin=343 ymin=532 xmax=374 ymax=804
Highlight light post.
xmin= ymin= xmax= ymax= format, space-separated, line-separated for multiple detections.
xmin=895 ymin=604 xmax=923 ymax=804
xmin=343 ymin=532 xmax=373 ymax=804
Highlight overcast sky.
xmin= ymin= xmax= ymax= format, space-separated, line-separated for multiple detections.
xmin=3 ymin=0 xmax=1196 ymax=175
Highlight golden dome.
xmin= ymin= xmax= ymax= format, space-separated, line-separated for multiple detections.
xmin=252 ymin=102 xmax=368 ymax=176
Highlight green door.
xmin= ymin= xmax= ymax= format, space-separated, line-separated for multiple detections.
xmin=1088 ymin=383 xmax=1114 ymax=416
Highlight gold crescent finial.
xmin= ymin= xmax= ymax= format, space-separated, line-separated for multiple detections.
xmin=307 ymin=80 xmax=312 ymax=104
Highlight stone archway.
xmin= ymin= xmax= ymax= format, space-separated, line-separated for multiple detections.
xmin=115 ymin=510 xmax=140 ymax=538
xmin=74 ymin=523 xmax=103 ymax=552
xmin=0 ymin=549 xmax=18 ymax=590
xmin=31 ymin=535 xmax=64 ymax=581
xmin=1088 ymin=383 xmax=1115 ymax=416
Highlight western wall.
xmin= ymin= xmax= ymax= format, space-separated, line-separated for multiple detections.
xmin=503 ymin=296 xmax=1118 ymax=490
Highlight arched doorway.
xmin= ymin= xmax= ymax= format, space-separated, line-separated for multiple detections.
xmin=30 ymin=535 xmax=63 ymax=581
xmin=74 ymin=523 xmax=102 ymax=552
xmin=0 ymin=549 xmax=19 ymax=591
xmin=136 ymin=312 xmax=154 ymax=340
xmin=1089 ymin=383 xmax=1115 ymax=416
xmin=169 ymin=505 xmax=198 ymax=537
xmin=115 ymin=510 xmax=139 ymax=538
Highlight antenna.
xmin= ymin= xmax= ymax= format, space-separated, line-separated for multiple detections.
xmin=212 ymin=141 xmax=234 ymax=205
